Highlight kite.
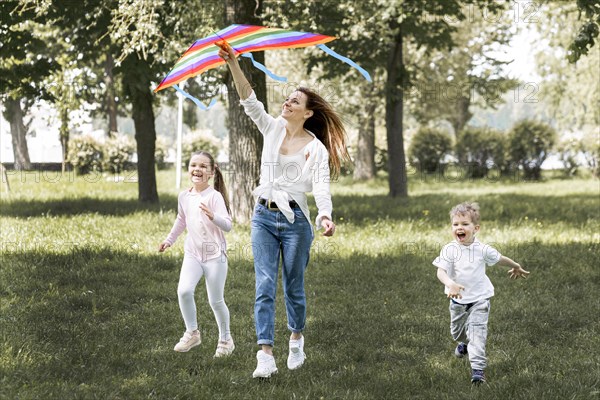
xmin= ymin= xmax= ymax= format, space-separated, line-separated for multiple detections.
xmin=154 ymin=24 xmax=372 ymax=109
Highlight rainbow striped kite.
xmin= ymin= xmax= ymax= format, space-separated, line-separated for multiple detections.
xmin=154 ymin=24 xmax=371 ymax=101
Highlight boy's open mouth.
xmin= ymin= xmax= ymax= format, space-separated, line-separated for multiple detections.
xmin=457 ymin=232 xmax=466 ymax=240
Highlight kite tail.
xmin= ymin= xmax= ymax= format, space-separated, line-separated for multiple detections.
xmin=173 ymin=84 xmax=218 ymax=111
xmin=241 ymin=53 xmax=287 ymax=82
xmin=316 ymin=44 xmax=372 ymax=82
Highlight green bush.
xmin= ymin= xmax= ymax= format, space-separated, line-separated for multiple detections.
xmin=102 ymin=136 xmax=135 ymax=174
xmin=455 ymin=126 xmax=507 ymax=178
xmin=508 ymin=120 xmax=557 ymax=180
xmin=182 ymin=134 xmax=220 ymax=168
xmin=557 ymin=138 xmax=582 ymax=177
xmin=408 ymin=127 xmax=453 ymax=173
xmin=66 ymin=136 xmax=103 ymax=174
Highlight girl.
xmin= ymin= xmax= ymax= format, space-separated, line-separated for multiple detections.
xmin=158 ymin=151 xmax=234 ymax=357
xmin=218 ymin=44 xmax=351 ymax=377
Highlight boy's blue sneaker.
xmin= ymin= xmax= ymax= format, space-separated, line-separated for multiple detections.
xmin=454 ymin=342 xmax=468 ymax=358
xmin=471 ymin=369 xmax=486 ymax=384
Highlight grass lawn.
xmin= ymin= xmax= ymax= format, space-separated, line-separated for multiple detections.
xmin=1 ymin=170 xmax=599 ymax=399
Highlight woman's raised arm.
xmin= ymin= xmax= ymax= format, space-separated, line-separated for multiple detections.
xmin=218 ymin=44 xmax=253 ymax=100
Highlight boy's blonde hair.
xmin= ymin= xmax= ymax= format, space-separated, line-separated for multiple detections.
xmin=450 ymin=202 xmax=480 ymax=225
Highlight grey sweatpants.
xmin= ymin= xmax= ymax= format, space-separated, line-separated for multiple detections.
xmin=449 ymin=299 xmax=490 ymax=370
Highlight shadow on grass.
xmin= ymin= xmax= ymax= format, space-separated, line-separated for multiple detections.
xmin=2 ymin=241 xmax=598 ymax=398
xmin=0 ymin=194 xmax=179 ymax=217
xmin=331 ymin=193 xmax=600 ymax=226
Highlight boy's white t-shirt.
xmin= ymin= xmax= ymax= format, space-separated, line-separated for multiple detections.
xmin=433 ymin=239 xmax=502 ymax=304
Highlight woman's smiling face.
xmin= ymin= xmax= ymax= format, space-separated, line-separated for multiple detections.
xmin=281 ymin=91 xmax=311 ymax=121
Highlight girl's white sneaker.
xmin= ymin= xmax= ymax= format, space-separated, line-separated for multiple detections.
xmin=214 ymin=338 xmax=235 ymax=357
xmin=173 ymin=330 xmax=201 ymax=352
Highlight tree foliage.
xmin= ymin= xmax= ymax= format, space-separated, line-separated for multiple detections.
xmin=568 ymin=0 xmax=600 ymax=62
xmin=535 ymin=2 xmax=599 ymax=137
xmin=265 ymin=0 xmax=507 ymax=197
xmin=407 ymin=10 xmax=518 ymax=136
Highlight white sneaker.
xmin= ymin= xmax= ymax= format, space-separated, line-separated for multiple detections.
xmin=287 ymin=336 xmax=306 ymax=370
xmin=214 ymin=337 xmax=235 ymax=358
xmin=173 ymin=330 xmax=201 ymax=352
xmin=252 ymin=350 xmax=278 ymax=378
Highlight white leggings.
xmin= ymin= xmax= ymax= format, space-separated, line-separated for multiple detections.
xmin=177 ymin=253 xmax=231 ymax=341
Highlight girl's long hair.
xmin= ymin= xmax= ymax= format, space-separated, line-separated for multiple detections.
xmin=296 ymin=87 xmax=352 ymax=178
xmin=191 ymin=150 xmax=230 ymax=214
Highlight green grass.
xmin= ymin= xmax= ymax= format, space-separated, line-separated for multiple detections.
xmin=1 ymin=170 xmax=599 ymax=399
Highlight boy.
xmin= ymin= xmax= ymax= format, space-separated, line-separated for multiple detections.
xmin=433 ymin=202 xmax=529 ymax=384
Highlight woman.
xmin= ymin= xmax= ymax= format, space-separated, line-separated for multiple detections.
xmin=218 ymin=44 xmax=350 ymax=378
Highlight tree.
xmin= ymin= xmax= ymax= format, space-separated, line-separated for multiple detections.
xmin=267 ymin=0 xmax=506 ymax=197
xmin=1 ymin=2 xmax=55 ymax=170
xmin=407 ymin=11 xmax=517 ymax=137
xmin=223 ymin=0 xmax=267 ymax=222
xmin=32 ymin=0 xmax=220 ymax=203
xmin=535 ymin=2 xmax=600 ymax=138
xmin=568 ymin=0 xmax=600 ymax=63
xmin=353 ymin=82 xmax=379 ymax=180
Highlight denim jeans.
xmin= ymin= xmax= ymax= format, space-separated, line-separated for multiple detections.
xmin=251 ymin=203 xmax=314 ymax=347
xmin=450 ymin=299 xmax=491 ymax=370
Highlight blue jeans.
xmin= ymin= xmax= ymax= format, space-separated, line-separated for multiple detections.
xmin=251 ymin=203 xmax=314 ymax=347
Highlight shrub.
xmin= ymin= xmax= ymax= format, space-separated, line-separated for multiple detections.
xmin=508 ymin=120 xmax=557 ymax=180
xmin=557 ymin=138 xmax=582 ymax=177
xmin=182 ymin=134 xmax=220 ymax=168
xmin=102 ymin=136 xmax=135 ymax=174
xmin=67 ymin=136 xmax=103 ymax=174
xmin=455 ymin=126 xmax=507 ymax=178
xmin=408 ymin=127 xmax=453 ymax=173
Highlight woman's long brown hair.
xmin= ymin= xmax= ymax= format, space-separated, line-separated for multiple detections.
xmin=191 ymin=150 xmax=230 ymax=214
xmin=296 ymin=87 xmax=351 ymax=179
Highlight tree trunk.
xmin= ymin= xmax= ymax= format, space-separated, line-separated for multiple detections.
xmin=59 ymin=106 xmax=69 ymax=173
xmin=224 ymin=0 xmax=265 ymax=222
xmin=105 ymin=53 xmax=118 ymax=136
xmin=124 ymin=55 xmax=158 ymax=203
xmin=353 ymin=84 xmax=376 ymax=180
xmin=386 ymin=27 xmax=408 ymax=197
xmin=450 ymin=95 xmax=473 ymax=137
xmin=3 ymin=98 xmax=32 ymax=170
xmin=1 ymin=163 xmax=10 ymax=192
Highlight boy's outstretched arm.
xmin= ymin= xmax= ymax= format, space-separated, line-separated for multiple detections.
xmin=436 ymin=268 xmax=465 ymax=299
xmin=497 ymin=256 xmax=530 ymax=279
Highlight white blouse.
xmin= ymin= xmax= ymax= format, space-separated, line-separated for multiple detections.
xmin=240 ymin=90 xmax=333 ymax=228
